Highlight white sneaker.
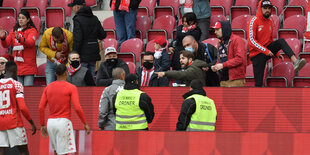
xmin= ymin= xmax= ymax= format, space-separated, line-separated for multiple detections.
xmin=294 ymin=58 xmax=306 ymax=72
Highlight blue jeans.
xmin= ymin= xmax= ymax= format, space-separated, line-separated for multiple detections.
xmin=17 ymin=75 xmax=34 ymax=86
xmin=113 ymin=9 xmax=137 ymax=46
xmin=81 ymin=61 xmax=95 ymax=77
xmin=45 ymin=59 xmax=57 ymax=85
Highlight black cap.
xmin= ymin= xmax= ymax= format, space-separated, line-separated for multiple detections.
xmin=68 ymin=0 xmax=85 ymax=7
xmin=261 ymin=0 xmax=273 ymax=8
xmin=125 ymin=74 xmax=138 ymax=84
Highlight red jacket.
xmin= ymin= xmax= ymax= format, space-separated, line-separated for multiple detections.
xmin=222 ymin=34 xmax=247 ymax=80
xmin=1 ymin=27 xmax=38 ymax=75
xmin=248 ymin=0 xmax=278 ymax=58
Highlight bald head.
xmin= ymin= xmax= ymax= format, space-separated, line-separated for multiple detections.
xmin=112 ymin=67 xmax=125 ymax=80
xmin=182 ymin=35 xmax=198 ymax=52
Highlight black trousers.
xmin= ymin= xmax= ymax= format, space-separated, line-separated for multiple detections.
xmin=251 ymin=39 xmax=295 ymax=87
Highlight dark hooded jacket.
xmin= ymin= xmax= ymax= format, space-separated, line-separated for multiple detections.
xmin=73 ymin=6 xmax=106 ymax=62
xmin=176 ymin=88 xmax=207 ymax=131
xmin=217 ymin=21 xmax=247 ymax=81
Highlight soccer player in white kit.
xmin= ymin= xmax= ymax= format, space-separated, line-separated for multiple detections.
xmin=39 ymin=64 xmax=90 ymax=155
xmin=0 ymin=61 xmax=36 ymax=155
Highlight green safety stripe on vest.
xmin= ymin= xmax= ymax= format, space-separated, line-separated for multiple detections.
xmin=116 ymin=114 xmax=146 ymax=119
xmin=190 ymin=120 xmax=215 ymax=126
xmin=116 ymin=120 xmax=147 ymax=124
xmin=187 ymin=127 xmax=214 ymax=132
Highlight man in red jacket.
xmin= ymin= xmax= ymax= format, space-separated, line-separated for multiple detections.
xmin=211 ymin=21 xmax=247 ymax=87
xmin=248 ymin=0 xmax=306 ymax=87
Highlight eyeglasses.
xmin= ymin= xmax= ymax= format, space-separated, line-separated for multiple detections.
xmin=0 ymin=62 xmax=6 ymax=65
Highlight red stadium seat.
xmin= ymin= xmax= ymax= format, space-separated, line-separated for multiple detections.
xmin=145 ymin=40 xmax=156 ymax=52
xmin=85 ymin=0 xmax=97 ymax=7
xmin=302 ymin=39 xmax=310 ymax=52
xmin=31 ymin=16 xmax=41 ymax=34
xmin=265 ymin=62 xmax=295 ymax=87
xmin=0 ymin=16 xmax=16 ymax=34
xmin=157 ymin=0 xmax=179 ymax=18
xmin=270 ymin=0 xmax=285 ymax=15
xmin=138 ymin=0 xmax=156 ymax=17
xmin=272 ymin=38 xmax=301 ymax=66
xmin=34 ymin=63 xmax=46 ymax=86
xmin=147 ymin=15 xmax=175 ymax=41
xmin=0 ymin=0 xmax=24 ymax=18
xmin=283 ymin=0 xmax=305 ymax=20
xmin=278 ymin=15 xmax=306 ymax=39
xmin=120 ymin=38 xmax=143 ymax=64
xmin=270 ymin=14 xmax=280 ymax=39
xmin=202 ymin=38 xmax=220 ymax=49
xmin=210 ymin=6 xmax=225 ymax=16
xmin=210 ymin=0 xmax=233 ymax=16
xmin=103 ymin=38 xmax=119 ymax=51
xmin=0 ymin=43 xmax=7 ymax=57
xmin=50 ymin=0 xmax=72 ymax=17
xmin=136 ymin=15 xmax=151 ymax=40
xmin=45 ymin=8 xmax=65 ymax=28
xmin=231 ymin=15 xmax=252 ymax=39
xmin=126 ymin=62 xmax=137 ymax=74
xmin=230 ymin=0 xmax=257 ymax=21
xmin=292 ymin=63 xmax=310 ymax=87
xmin=36 ymin=63 xmax=46 ymax=76
xmin=299 ymin=53 xmax=310 ymax=63
xmin=117 ymin=52 xmax=136 ymax=64
xmin=102 ymin=16 xmax=116 ymax=39
xmin=21 ymin=0 xmax=48 ymax=17
xmin=210 ymin=15 xmax=227 ymax=29
xmin=245 ymin=64 xmax=269 ymax=87
xmin=154 ymin=6 xmax=174 ymax=19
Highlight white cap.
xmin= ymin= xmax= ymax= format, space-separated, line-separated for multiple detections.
xmin=105 ymin=47 xmax=117 ymax=55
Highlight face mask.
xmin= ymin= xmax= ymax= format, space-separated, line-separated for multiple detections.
xmin=70 ymin=60 xmax=80 ymax=68
xmin=185 ymin=46 xmax=195 ymax=53
xmin=143 ymin=61 xmax=154 ymax=70
xmin=106 ymin=58 xmax=118 ymax=66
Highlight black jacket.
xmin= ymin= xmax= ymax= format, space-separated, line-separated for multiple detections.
xmin=154 ymin=48 xmax=171 ymax=71
xmin=109 ymin=0 xmax=141 ymax=11
xmin=169 ymin=25 xmax=201 ymax=70
xmin=136 ymin=67 xmax=169 ymax=87
xmin=112 ymin=83 xmax=155 ymax=130
xmin=195 ymin=43 xmax=220 ymax=86
xmin=176 ymin=89 xmax=206 ymax=131
xmin=73 ymin=6 xmax=106 ymax=62
xmin=96 ymin=59 xmax=129 ymax=86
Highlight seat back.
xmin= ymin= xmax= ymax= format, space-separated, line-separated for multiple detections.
xmin=102 ymin=16 xmax=115 ymax=30
xmin=25 ymin=0 xmax=48 ymax=17
xmin=0 ymin=43 xmax=7 ymax=56
xmin=50 ymin=0 xmax=72 ymax=17
xmin=120 ymin=38 xmax=144 ymax=63
xmin=31 ymin=16 xmax=41 ymax=34
xmin=2 ymin=0 xmax=24 ymax=14
xmin=235 ymin=0 xmax=258 ymax=15
xmin=0 ymin=16 xmax=16 ymax=33
xmin=282 ymin=15 xmax=306 ymax=39
xmin=85 ymin=0 xmax=97 ymax=7
xmin=159 ymin=0 xmax=180 ymax=16
xmin=45 ymin=8 xmax=65 ymax=28
xmin=267 ymin=62 xmax=295 ymax=87
xmin=270 ymin=14 xmax=280 ymax=38
xmin=231 ymin=14 xmax=252 ymax=32
xmin=270 ymin=0 xmax=285 ymax=15
xmin=138 ymin=0 xmax=156 ymax=16
xmin=136 ymin=15 xmax=151 ymax=39
xmin=297 ymin=63 xmax=310 ymax=77
xmin=103 ymin=38 xmax=119 ymax=51
xmin=210 ymin=15 xmax=227 ymax=29
xmin=272 ymin=38 xmax=301 ymax=66
xmin=152 ymin=15 xmax=176 ymax=39
xmin=202 ymin=38 xmax=220 ymax=49
xmin=36 ymin=63 xmax=46 ymax=76
xmin=126 ymin=62 xmax=137 ymax=74
xmin=210 ymin=0 xmax=233 ymax=16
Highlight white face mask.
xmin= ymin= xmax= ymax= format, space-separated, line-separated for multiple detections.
xmin=185 ymin=46 xmax=195 ymax=53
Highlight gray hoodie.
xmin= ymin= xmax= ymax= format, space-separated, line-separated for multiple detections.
xmin=98 ymin=79 xmax=125 ymax=130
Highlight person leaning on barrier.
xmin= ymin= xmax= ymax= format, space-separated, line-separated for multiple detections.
xmin=176 ymin=79 xmax=217 ymax=131
xmin=112 ymin=74 xmax=154 ymax=131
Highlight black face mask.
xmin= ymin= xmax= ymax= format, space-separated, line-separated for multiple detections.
xmin=143 ymin=61 xmax=154 ymax=70
xmin=70 ymin=60 xmax=80 ymax=68
xmin=106 ymin=58 xmax=118 ymax=66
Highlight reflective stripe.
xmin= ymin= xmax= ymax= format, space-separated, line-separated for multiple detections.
xmin=249 ymin=17 xmax=267 ymax=52
xmin=116 ymin=114 xmax=146 ymax=119
xmin=116 ymin=120 xmax=147 ymax=124
xmin=187 ymin=127 xmax=214 ymax=131
xmin=190 ymin=120 xmax=215 ymax=126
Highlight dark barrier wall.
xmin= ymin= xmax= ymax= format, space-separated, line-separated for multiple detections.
xmin=22 ymin=87 xmax=310 ymax=132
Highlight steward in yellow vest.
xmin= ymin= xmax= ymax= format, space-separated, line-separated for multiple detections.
xmin=112 ymin=74 xmax=155 ymax=130
xmin=176 ymin=79 xmax=217 ymax=131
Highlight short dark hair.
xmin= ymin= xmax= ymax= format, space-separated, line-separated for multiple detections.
xmin=5 ymin=61 xmax=17 ymax=74
xmin=182 ymin=12 xmax=197 ymax=25
xmin=125 ymin=73 xmax=138 ymax=84
xmin=52 ymin=27 xmax=64 ymax=39
xmin=180 ymin=50 xmax=195 ymax=60
xmin=55 ymin=64 xmax=67 ymax=76
xmin=190 ymin=79 xmax=203 ymax=90
xmin=68 ymin=51 xmax=79 ymax=59
xmin=144 ymin=51 xmax=154 ymax=59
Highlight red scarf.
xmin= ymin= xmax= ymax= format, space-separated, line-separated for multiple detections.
xmin=67 ymin=64 xmax=81 ymax=76
xmin=184 ymin=0 xmax=193 ymax=13
xmin=111 ymin=0 xmax=131 ymax=12
xmin=182 ymin=24 xmax=197 ymax=33
xmin=50 ymin=31 xmax=68 ymax=64
xmin=141 ymin=67 xmax=155 ymax=86
xmin=13 ymin=28 xmax=25 ymax=62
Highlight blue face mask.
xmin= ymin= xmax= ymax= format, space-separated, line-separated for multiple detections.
xmin=185 ymin=46 xmax=195 ymax=53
